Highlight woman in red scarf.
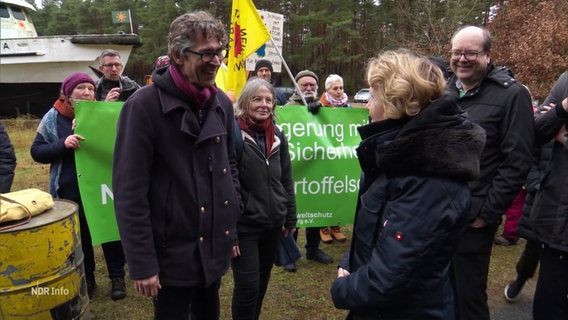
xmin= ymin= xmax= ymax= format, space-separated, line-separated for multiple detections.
xmin=30 ymin=72 xmax=99 ymax=297
xmin=231 ymin=78 xmax=297 ymax=320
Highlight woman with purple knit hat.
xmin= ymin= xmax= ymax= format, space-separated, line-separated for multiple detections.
xmin=30 ymin=72 xmax=100 ymax=298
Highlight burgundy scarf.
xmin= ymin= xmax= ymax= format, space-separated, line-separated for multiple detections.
xmin=237 ymin=117 xmax=276 ymax=156
xmin=169 ymin=65 xmax=217 ymax=108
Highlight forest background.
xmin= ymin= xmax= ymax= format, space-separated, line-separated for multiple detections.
xmin=28 ymin=0 xmax=567 ymax=102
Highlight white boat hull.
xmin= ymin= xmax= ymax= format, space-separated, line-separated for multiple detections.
xmin=0 ymin=0 xmax=141 ymax=116
xmin=1 ymin=35 xmax=139 ymax=83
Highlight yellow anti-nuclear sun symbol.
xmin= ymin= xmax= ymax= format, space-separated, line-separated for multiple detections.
xmin=115 ymin=12 xmax=128 ymax=22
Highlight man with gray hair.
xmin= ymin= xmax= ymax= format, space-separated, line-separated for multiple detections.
xmin=96 ymin=49 xmax=140 ymax=102
xmin=113 ymin=11 xmax=241 ymax=319
xmin=285 ymin=70 xmax=334 ymax=269
xmin=92 ymin=47 xmax=137 ymax=301
xmin=287 ymin=69 xmax=323 ymax=114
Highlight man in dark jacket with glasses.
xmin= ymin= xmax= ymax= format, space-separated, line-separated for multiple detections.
xmin=447 ymin=25 xmax=535 ymax=320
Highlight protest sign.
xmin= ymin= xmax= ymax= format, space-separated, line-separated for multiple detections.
xmin=276 ymin=106 xmax=368 ymax=227
xmin=74 ymin=102 xmax=369 ymax=243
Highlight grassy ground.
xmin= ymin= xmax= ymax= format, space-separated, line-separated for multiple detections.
xmin=3 ymin=119 xmax=534 ymax=319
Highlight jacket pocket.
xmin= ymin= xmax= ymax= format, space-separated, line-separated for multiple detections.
xmin=355 ymin=189 xmax=387 ymax=250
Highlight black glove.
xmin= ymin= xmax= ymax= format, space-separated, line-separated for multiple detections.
xmin=307 ymin=101 xmax=322 ymax=115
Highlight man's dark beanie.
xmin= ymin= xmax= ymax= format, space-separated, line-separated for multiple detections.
xmin=295 ymin=70 xmax=319 ymax=85
xmin=254 ymin=59 xmax=273 ymax=74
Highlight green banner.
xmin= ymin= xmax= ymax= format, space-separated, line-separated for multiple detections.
xmin=275 ymin=106 xmax=368 ymax=227
xmin=74 ymin=101 xmax=123 ymax=245
xmin=73 ymin=102 xmax=369 ymax=244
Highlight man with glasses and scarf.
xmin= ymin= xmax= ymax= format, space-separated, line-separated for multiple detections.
xmin=447 ymin=26 xmax=535 ymax=320
xmin=112 ymin=11 xmax=241 ymax=320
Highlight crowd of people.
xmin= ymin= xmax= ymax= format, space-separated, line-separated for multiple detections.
xmin=1 ymin=9 xmax=566 ymax=320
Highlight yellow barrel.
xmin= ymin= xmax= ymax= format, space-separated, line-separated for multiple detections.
xmin=0 ymin=199 xmax=90 ymax=319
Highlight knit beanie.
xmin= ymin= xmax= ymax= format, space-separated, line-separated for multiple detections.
xmin=61 ymin=72 xmax=95 ymax=97
xmin=254 ymin=59 xmax=273 ymax=74
xmin=295 ymin=70 xmax=319 ymax=85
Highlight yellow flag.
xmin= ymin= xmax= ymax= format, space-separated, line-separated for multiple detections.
xmin=227 ymin=0 xmax=271 ymax=99
xmin=215 ymin=62 xmax=228 ymax=92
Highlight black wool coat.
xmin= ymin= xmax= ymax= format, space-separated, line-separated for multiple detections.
xmin=113 ymin=67 xmax=242 ymax=287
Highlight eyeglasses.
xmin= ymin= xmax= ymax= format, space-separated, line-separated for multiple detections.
xmin=185 ymin=47 xmax=228 ymax=62
xmin=102 ymin=63 xmax=123 ymax=69
xmin=449 ymin=51 xmax=484 ymax=61
xmin=251 ymin=96 xmax=274 ymax=105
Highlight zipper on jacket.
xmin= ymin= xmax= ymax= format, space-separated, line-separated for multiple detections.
xmin=245 ymin=138 xmax=271 ymax=167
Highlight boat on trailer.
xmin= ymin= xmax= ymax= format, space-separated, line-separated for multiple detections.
xmin=0 ymin=0 xmax=141 ymax=117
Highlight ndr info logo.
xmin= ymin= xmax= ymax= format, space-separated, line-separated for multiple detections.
xmin=31 ymin=282 xmax=70 ymax=297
